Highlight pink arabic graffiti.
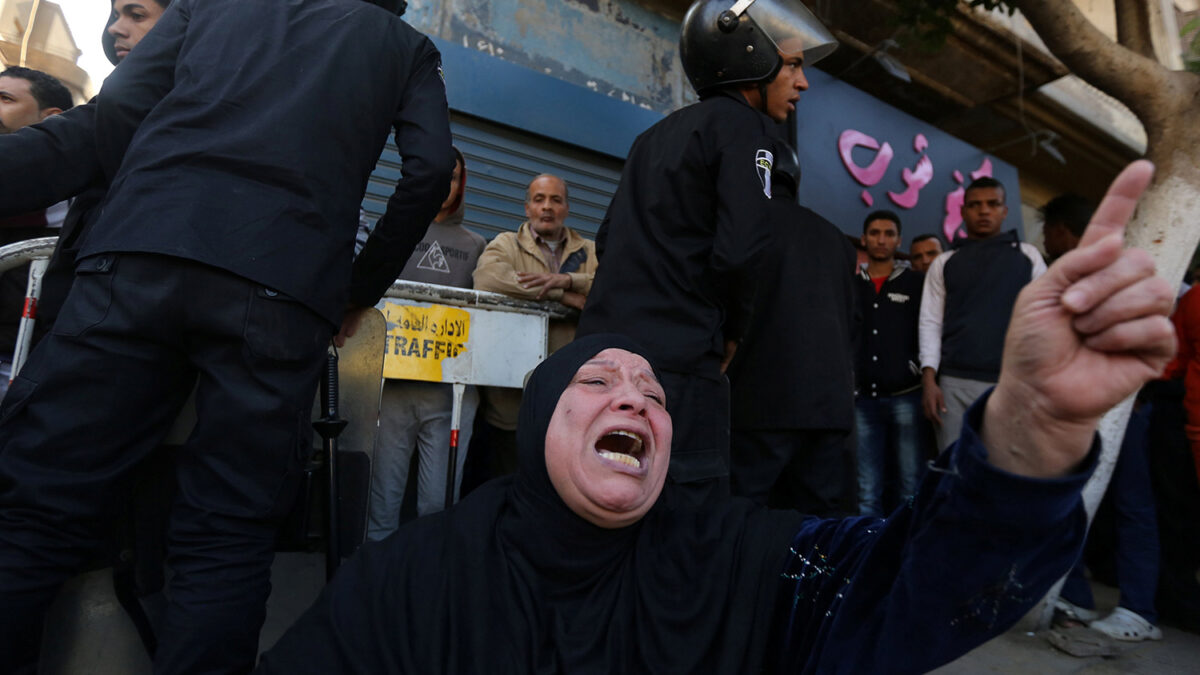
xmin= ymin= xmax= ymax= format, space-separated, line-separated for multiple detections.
xmin=941 ymin=158 xmax=993 ymax=243
xmin=839 ymin=128 xmax=997 ymax=239
xmin=838 ymin=130 xmax=893 ymax=207
xmin=839 ymin=131 xmax=934 ymax=209
xmin=887 ymin=134 xmax=933 ymax=209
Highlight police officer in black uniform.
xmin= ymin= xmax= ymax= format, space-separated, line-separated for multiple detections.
xmin=576 ymin=0 xmax=837 ymax=508
xmin=0 ymin=0 xmax=453 ymax=671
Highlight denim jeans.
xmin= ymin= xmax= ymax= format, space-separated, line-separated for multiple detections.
xmin=855 ymin=390 xmax=931 ymax=517
xmin=1060 ymin=402 xmax=1159 ymax=623
xmin=366 ymin=380 xmax=478 ymax=541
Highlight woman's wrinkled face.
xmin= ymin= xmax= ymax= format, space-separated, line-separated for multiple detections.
xmin=544 ymin=349 xmax=672 ymax=528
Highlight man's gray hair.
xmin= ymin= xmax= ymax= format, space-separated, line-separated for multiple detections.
xmin=525 ymin=173 xmax=569 ymax=204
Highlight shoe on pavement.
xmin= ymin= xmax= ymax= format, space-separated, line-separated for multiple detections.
xmin=1089 ymin=607 xmax=1163 ymax=642
xmin=1053 ymin=597 xmax=1102 ymax=623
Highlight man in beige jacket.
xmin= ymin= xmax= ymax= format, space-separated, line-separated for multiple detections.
xmin=472 ymin=173 xmax=598 ymax=477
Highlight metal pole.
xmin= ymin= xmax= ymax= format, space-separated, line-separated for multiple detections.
xmin=444 ymin=383 xmax=465 ymax=510
xmin=11 ymin=257 xmax=46 ymax=381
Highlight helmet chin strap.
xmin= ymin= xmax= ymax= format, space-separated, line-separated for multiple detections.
xmin=756 ymin=82 xmax=770 ymax=115
xmin=754 ymin=56 xmax=783 ymax=116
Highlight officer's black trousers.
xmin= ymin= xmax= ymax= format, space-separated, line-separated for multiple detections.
xmin=730 ymin=428 xmax=857 ymax=518
xmin=660 ymin=370 xmax=731 ymax=509
xmin=0 ymin=253 xmax=330 ymax=674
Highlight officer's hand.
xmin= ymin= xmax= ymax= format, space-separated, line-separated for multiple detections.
xmin=983 ymin=160 xmax=1175 ymax=478
xmin=720 ymin=339 xmax=738 ymax=374
xmin=335 ymin=306 xmax=370 ymax=348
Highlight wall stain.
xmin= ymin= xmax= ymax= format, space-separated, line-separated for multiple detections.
xmin=443 ymin=0 xmax=684 ymax=112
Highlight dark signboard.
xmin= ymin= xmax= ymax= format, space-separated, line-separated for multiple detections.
xmin=793 ymin=68 xmax=1023 ymax=245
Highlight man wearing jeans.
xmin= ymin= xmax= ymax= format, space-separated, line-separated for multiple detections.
xmin=854 ymin=210 xmax=929 ymax=516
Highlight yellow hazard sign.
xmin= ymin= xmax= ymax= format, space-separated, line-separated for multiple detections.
xmin=381 ymin=303 xmax=470 ymax=382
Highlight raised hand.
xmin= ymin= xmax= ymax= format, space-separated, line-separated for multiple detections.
xmin=982 ymin=161 xmax=1176 ymax=478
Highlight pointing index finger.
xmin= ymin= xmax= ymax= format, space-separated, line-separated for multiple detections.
xmin=1076 ymin=160 xmax=1155 ymax=250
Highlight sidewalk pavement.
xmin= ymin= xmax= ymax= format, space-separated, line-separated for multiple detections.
xmin=933 ymin=581 xmax=1200 ymax=674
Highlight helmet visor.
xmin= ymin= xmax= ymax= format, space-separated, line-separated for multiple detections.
xmin=744 ymin=0 xmax=838 ymax=66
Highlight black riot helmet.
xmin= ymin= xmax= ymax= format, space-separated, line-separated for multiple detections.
xmin=679 ymin=0 xmax=837 ymax=96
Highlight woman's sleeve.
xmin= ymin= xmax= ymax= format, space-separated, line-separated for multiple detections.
xmin=772 ymin=391 xmax=1096 ymax=674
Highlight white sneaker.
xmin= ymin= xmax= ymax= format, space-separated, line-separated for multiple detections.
xmin=1089 ymin=607 xmax=1163 ymax=642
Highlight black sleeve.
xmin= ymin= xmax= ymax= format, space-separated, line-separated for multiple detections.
xmin=593 ymin=213 xmax=609 ymax=260
xmin=709 ymin=132 xmax=777 ymax=274
xmin=348 ymin=40 xmax=454 ymax=309
xmin=0 ymin=103 xmax=102 ymax=217
xmin=845 ymin=240 xmax=861 ymax=356
xmin=94 ymin=0 xmax=189 ymax=180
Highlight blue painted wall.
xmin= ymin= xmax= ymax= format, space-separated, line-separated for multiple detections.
xmin=406 ymin=0 xmax=689 ymax=114
xmin=794 ymin=68 xmax=1024 ymax=243
xmin=433 ymin=36 xmax=664 ymax=159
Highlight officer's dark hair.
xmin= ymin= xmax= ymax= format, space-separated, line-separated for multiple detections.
xmin=862 ymin=209 xmax=901 ymax=235
xmin=964 ymin=176 xmax=1005 ymax=202
xmin=0 ymin=67 xmax=73 ymax=113
xmin=526 ymin=174 xmax=569 ymax=204
xmin=1040 ymin=194 xmax=1093 ymax=238
xmin=911 ymin=233 xmax=943 ymax=247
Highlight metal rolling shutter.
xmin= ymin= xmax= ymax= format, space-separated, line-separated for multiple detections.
xmin=361 ymin=112 xmax=624 ymax=241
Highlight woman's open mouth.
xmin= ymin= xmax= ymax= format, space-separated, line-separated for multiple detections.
xmin=595 ymin=429 xmax=646 ymax=470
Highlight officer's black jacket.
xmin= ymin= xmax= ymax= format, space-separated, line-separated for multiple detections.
xmin=0 ymin=0 xmax=454 ymax=326
xmin=576 ymin=91 xmax=784 ymax=377
xmin=726 ymin=202 xmax=858 ymax=431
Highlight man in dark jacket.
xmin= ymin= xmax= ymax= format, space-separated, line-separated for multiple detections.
xmin=0 ymin=0 xmax=453 ymax=671
xmin=576 ymin=0 xmax=837 ymax=507
xmin=726 ymin=148 xmax=858 ymax=516
xmin=0 ymin=0 xmax=174 ymax=363
xmin=853 ymin=210 xmax=930 ymax=516
xmin=0 ymin=66 xmax=72 ymax=395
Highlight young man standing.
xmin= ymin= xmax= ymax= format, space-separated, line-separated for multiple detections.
xmin=854 ymin=210 xmax=929 ymax=516
xmin=919 ymin=177 xmax=1046 ymax=450
xmin=577 ymin=0 xmax=837 ymax=507
xmin=909 ymin=232 xmax=943 ymax=274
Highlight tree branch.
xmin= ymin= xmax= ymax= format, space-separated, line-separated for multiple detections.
xmin=1009 ymin=0 xmax=1175 ymax=135
xmin=1114 ymin=0 xmax=1156 ymax=59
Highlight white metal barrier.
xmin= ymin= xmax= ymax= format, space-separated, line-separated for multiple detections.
xmin=0 ymin=236 xmax=58 ymax=383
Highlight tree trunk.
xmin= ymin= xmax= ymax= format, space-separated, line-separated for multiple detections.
xmin=1004 ymin=0 xmax=1200 ymax=629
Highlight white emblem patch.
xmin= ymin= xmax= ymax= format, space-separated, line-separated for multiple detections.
xmin=416 ymin=241 xmax=452 ymax=273
xmin=755 ymin=149 xmax=774 ymax=199
xmin=887 ymin=292 xmax=911 ymax=304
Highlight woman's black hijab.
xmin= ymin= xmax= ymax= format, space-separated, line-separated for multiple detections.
xmin=259 ymin=334 xmax=806 ymax=673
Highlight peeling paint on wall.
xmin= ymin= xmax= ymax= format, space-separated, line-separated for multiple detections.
xmin=405 ymin=0 xmax=689 ymax=113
